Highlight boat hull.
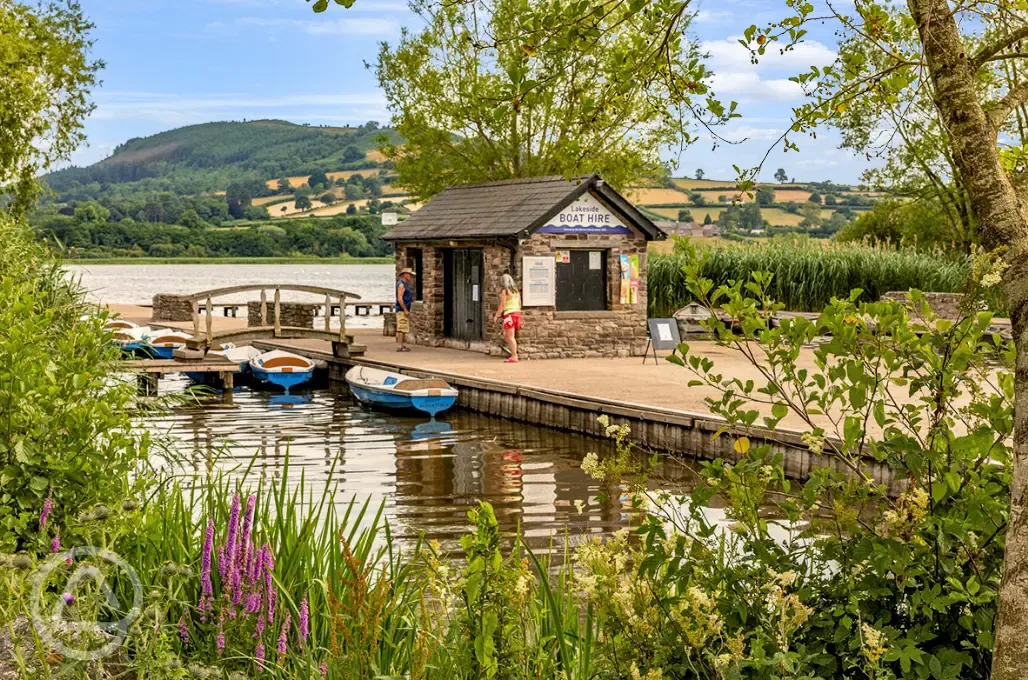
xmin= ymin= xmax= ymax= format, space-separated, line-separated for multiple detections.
xmin=346 ymin=377 xmax=457 ymax=417
xmin=251 ymin=366 xmax=313 ymax=392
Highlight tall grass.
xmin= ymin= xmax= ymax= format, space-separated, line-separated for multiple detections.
xmin=647 ymin=238 xmax=999 ymax=317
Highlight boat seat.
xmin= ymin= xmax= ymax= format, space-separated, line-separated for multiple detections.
xmin=260 ymin=356 xmax=311 ymax=369
xmin=393 ymin=379 xmax=452 ymax=392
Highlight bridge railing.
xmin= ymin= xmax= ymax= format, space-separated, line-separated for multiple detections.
xmin=188 ymin=284 xmax=361 ymax=349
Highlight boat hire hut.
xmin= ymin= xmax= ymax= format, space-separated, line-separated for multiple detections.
xmin=382 ymin=174 xmax=665 ymax=359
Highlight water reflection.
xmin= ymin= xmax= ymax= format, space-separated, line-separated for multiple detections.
xmin=146 ymin=376 xmax=703 ymax=551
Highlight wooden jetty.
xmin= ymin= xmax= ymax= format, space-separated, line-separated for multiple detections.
xmin=122 ymin=357 xmax=242 ymax=401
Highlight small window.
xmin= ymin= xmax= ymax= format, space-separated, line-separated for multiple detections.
xmin=556 ymin=250 xmax=607 ymax=311
xmin=407 ymin=248 xmax=424 ymax=301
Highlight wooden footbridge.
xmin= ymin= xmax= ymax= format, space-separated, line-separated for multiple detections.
xmin=181 ymin=284 xmax=367 ymax=358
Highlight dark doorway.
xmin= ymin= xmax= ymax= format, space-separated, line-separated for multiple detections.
xmin=557 ymin=250 xmax=608 ymax=311
xmin=443 ymin=248 xmax=484 ymax=341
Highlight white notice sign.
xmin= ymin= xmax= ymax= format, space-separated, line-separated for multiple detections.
xmin=589 ymin=251 xmax=602 ymax=270
xmin=381 ymin=212 xmax=399 ymax=226
xmin=657 ymin=322 xmax=673 ymax=342
xmin=472 ymin=284 xmax=480 ymax=302
xmin=522 ymin=256 xmax=555 ymax=306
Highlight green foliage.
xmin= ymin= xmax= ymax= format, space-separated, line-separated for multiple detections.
xmin=647 ymin=238 xmax=1002 ymax=317
xmin=654 ymin=262 xmax=1014 ymax=678
xmin=837 ymin=197 xmax=972 ymax=251
xmin=756 ymin=186 xmax=775 ymax=206
xmin=774 ymin=168 xmax=789 ymax=183
xmin=374 ymin=0 xmax=732 ymax=198
xmin=295 ymin=195 xmax=313 ymax=212
xmin=808 ymin=191 xmax=822 ymax=204
xmin=799 ymin=202 xmax=823 ymax=229
xmin=678 ymin=208 xmax=694 ymax=222
xmin=0 ymin=0 xmax=102 ymax=216
xmin=690 ymin=192 xmax=707 ymax=207
xmin=44 ymin=120 xmax=398 ymax=202
xmin=307 ymin=169 xmax=330 ymax=191
xmin=695 ymin=169 xmax=705 ymax=180
xmin=0 ymin=213 xmax=146 ymax=550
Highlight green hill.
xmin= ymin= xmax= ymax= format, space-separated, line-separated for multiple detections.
xmin=45 ymin=119 xmax=399 ymax=201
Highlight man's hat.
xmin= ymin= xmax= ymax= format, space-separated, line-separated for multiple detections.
xmin=400 ymin=268 xmax=415 ymax=276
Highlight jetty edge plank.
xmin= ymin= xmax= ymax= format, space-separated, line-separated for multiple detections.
xmin=252 ymin=340 xmax=900 ymax=495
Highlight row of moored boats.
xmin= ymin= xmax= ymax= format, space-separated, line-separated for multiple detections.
xmin=106 ymin=319 xmax=316 ymax=393
xmin=107 ymin=320 xmax=459 ymax=415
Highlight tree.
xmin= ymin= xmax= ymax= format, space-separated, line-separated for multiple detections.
xmin=689 ymin=192 xmax=707 ymax=207
xmin=346 ymin=203 xmax=357 ymax=215
xmin=677 ymin=208 xmax=694 ymax=223
xmin=1 ymin=1 xmax=102 ymax=217
xmin=703 ymin=213 xmax=713 ymax=225
xmin=774 ymin=168 xmax=788 ymax=183
xmin=177 ymin=208 xmax=203 ymax=229
xmin=277 ymin=177 xmax=291 ymax=193
xmin=225 ymin=182 xmax=253 ymax=219
xmin=718 ymin=194 xmax=728 ymax=203
xmin=372 ymin=0 xmax=733 ymax=198
xmin=799 ymin=202 xmax=822 ymax=229
xmin=320 ymin=192 xmax=336 ymax=205
xmin=342 ymin=146 xmax=364 ymax=163
xmin=824 ymin=193 xmax=838 ymax=206
xmin=746 ymin=3 xmax=1028 ymax=674
xmin=807 ymin=192 xmax=822 ymax=205
xmin=695 ymin=169 xmax=705 ymax=180
xmin=756 ymin=186 xmax=775 ymax=206
xmin=295 ymin=195 xmax=313 ymax=212
xmin=344 ymin=183 xmax=364 ymax=201
xmin=307 ymin=169 xmax=330 ymax=191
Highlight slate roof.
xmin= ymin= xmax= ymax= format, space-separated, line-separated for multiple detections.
xmin=382 ymin=174 xmax=664 ymax=241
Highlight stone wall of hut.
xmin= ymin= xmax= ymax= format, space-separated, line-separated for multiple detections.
xmin=394 ymin=226 xmax=649 ymax=359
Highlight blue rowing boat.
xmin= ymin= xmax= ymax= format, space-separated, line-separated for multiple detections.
xmin=249 ymin=350 xmax=315 ymax=393
xmin=345 ymin=366 xmax=458 ymax=417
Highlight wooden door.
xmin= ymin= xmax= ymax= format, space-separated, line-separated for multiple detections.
xmin=444 ymin=248 xmax=484 ymax=341
xmin=556 ymin=250 xmax=607 ymax=311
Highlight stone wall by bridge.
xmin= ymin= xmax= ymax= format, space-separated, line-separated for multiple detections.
xmin=880 ymin=291 xmax=963 ymax=319
xmin=152 ymin=294 xmax=195 ymax=322
xmin=246 ymin=301 xmax=317 ymax=329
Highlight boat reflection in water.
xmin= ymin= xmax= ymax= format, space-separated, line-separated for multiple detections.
xmin=145 ymin=377 xmax=710 ymax=553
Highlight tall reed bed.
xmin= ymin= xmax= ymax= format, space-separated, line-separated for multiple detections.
xmin=647 ymin=238 xmax=994 ymax=317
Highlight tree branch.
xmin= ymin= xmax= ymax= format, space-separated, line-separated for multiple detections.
xmin=971 ymin=26 xmax=1028 ymax=71
xmin=987 ymin=79 xmax=1028 ymax=129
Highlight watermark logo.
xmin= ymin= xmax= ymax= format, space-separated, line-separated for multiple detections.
xmin=28 ymin=546 xmax=143 ymax=662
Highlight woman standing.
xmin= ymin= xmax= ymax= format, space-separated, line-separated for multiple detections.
xmin=492 ymin=273 xmax=521 ymax=363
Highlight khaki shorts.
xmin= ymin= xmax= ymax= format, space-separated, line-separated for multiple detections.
xmin=396 ymin=311 xmax=410 ymax=333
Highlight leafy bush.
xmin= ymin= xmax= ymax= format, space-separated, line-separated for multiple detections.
xmin=0 ymin=214 xmax=146 ymax=551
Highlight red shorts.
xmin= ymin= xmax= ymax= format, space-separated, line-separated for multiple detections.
xmin=502 ymin=312 xmax=522 ymax=330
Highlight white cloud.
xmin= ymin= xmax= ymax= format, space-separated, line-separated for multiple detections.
xmin=699 ymin=37 xmax=837 ymax=104
xmin=707 ymin=71 xmax=802 ymax=103
xmin=238 ymin=16 xmax=397 ymax=35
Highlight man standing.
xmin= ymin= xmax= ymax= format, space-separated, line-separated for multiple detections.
xmin=395 ymin=267 xmax=414 ymax=352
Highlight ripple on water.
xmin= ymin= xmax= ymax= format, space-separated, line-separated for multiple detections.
xmin=143 ymin=376 xmax=703 ymax=552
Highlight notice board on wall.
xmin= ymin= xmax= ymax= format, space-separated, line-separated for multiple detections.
xmin=522 ymin=256 xmax=555 ymax=306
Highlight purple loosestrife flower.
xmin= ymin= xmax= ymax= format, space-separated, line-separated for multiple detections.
xmin=255 ymin=609 xmax=265 ymax=637
xmin=320 ymin=663 xmax=327 ymax=677
xmin=277 ymin=613 xmax=291 ymax=658
xmin=217 ymin=544 xmax=227 ymax=582
xmin=217 ymin=628 xmax=225 ymax=656
xmin=246 ymin=591 xmax=262 ymax=617
xmin=267 ymin=591 xmax=277 ymax=626
xmin=255 ymin=641 xmax=265 ymax=671
xmin=226 ymin=494 xmax=241 ymax=573
xmin=39 ymin=494 xmax=54 ymax=531
xmin=200 ymin=519 xmax=215 ymax=617
xmin=239 ymin=495 xmax=255 ymax=564
xmin=50 ymin=534 xmax=60 ymax=554
xmin=245 ymin=543 xmax=257 ymax=589
xmin=178 ymin=615 xmax=189 ymax=645
xmin=62 ymin=592 xmax=75 ymax=606
xmin=298 ymin=598 xmax=309 ymax=644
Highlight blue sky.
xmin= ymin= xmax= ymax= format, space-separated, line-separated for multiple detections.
xmin=73 ymin=0 xmax=873 ymax=184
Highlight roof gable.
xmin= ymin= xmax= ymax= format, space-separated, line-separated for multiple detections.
xmin=382 ymin=174 xmax=664 ymax=241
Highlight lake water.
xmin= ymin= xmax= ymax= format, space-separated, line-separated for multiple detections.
xmin=67 ymin=263 xmax=396 ymax=305
xmin=77 ymin=263 xmax=705 ymax=549
xmin=147 ymin=376 xmax=701 ymax=551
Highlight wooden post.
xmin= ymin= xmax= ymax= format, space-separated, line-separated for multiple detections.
xmin=274 ymin=287 xmax=281 ymax=337
xmin=193 ymin=309 xmax=201 ymax=338
xmin=205 ymin=297 xmax=213 ymax=348
xmin=324 ymin=294 xmax=331 ymax=332
xmin=260 ymin=289 xmax=267 ymax=326
xmin=338 ymin=295 xmax=346 ymax=341
xmin=221 ymin=371 xmax=234 ymax=405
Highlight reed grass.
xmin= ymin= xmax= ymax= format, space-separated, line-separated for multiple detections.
xmin=647 ymin=238 xmax=998 ymax=317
